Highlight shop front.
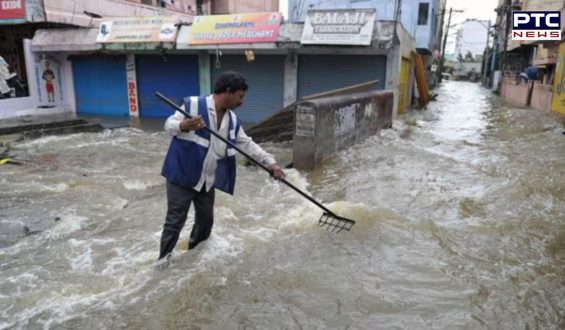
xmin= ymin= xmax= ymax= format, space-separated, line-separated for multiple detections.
xmin=72 ymin=56 xmax=129 ymax=116
xmin=178 ymin=12 xmax=285 ymax=124
xmin=136 ymin=54 xmax=200 ymax=117
xmin=297 ymin=54 xmax=386 ymax=98
xmin=210 ymin=54 xmax=285 ymax=124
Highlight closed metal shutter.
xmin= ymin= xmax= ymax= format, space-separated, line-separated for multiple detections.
xmin=136 ymin=55 xmax=199 ymax=117
xmin=211 ymin=55 xmax=284 ymax=124
xmin=73 ymin=56 xmax=129 ymax=116
xmin=298 ymin=55 xmax=386 ymax=98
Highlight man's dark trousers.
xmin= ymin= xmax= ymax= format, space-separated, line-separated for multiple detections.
xmin=159 ymin=181 xmax=215 ymax=259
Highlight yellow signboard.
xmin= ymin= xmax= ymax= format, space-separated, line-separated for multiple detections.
xmin=551 ymin=42 xmax=565 ymax=115
xmin=188 ymin=12 xmax=282 ymax=45
xmin=96 ymin=16 xmax=178 ymax=43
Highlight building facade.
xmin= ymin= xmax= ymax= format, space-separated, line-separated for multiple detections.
xmin=212 ymin=0 xmax=278 ymax=14
xmin=1 ymin=0 xmax=425 ymax=122
xmin=286 ymin=0 xmax=442 ymax=111
xmin=491 ymin=0 xmax=565 ymax=117
xmin=0 ymin=0 xmax=193 ymax=118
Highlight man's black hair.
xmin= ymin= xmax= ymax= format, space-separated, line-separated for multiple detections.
xmin=214 ymin=71 xmax=248 ymax=94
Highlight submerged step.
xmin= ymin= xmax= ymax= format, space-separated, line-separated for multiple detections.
xmin=22 ymin=123 xmax=105 ymax=139
xmin=0 ymin=119 xmax=88 ymax=135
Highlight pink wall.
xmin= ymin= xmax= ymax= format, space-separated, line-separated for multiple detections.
xmin=530 ymin=83 xmax=553 ymax=112
xmin=43 ymin=0 xmax=193 ymax=27
xmin=501 ymin=79 xmax=529 ymax=107
xmin=125 ymin=0 xmax=198 ymax=14
xmin=212 ymin=0 xmax=278 ymax=14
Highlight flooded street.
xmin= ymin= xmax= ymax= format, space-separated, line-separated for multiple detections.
xmin=1 ymin=81 xmax=564 ymax=329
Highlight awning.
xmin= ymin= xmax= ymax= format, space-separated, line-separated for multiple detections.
xmin=31 ymin=27 xmax=174 ymax=52
xmin=279 ymin=21 xmax=395 ymax=49
xmin=31 ymin=21 xmax=396 ymax=53
xmin=31 ymin=28 xmax=99 ymax=52
xmin=175 ymin=21 xmax=395 ymax=51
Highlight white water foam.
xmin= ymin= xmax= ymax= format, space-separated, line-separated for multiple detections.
xmin=123 ymin=179 xmax=159 ymax=190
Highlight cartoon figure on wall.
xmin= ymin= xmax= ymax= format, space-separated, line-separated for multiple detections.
xmin=42 ymin=60 xmax=55 ymax=102
xmin=34 ymin=55 xmax=65 ymax=107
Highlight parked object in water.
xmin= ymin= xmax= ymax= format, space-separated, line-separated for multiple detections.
xmin=0 ymin=55 xmax=14 ymax=97
xmin=0 ymin=56 xmax=28 ymax=99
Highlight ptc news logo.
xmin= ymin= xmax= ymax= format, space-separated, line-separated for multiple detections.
xmin=512 ymin=11 xmax=561 ymax=40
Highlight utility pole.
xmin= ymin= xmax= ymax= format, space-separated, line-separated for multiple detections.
xmin=435 ymin=6 xmax=447 ymax=84
xmin=482 ymin=21 xmax=491 ymax=85
xmin=438 ymin=7 xmax=464 ymax=83
xmin=499 ymin=0 xmax=511 ymax=91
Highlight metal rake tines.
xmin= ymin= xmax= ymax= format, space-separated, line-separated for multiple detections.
xmin=318 ymin=212 xmax=355 ymax=233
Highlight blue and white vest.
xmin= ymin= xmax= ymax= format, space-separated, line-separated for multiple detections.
xmin=161 ymin=96 xmax=241 ymax=194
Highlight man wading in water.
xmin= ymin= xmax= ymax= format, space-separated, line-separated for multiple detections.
xmin=158 ymin=71 xmax=285 ymax=260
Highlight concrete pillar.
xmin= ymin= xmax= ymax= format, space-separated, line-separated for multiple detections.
xmin=126 ymin=54 xmax=139 ymax=118
xmin=199 ymin=51 xmax=211 ymax=95
xmin=386 ymin=44 xmax=401 ymax=119
xmin=283 ymin=51 xmax=298 ymax=106
xmin=293 ymin=90 xmax=393 ymax=170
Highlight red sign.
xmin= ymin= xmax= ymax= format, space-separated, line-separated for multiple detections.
xmin=128 ymin=81 xmax=137 ymax=113
xmin=0 ymin=0 xmax=25 ymax=20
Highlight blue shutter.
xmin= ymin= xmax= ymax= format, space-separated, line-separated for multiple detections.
xmin=73 ymin=56 xmax=129 ymax=116
xmin=298 ymin=55 xmax=387 ymax=98
xmin=211 ymin=55 xmax=284 ymax=124
xmin=136 ymin=55 xmax=200 ymax=118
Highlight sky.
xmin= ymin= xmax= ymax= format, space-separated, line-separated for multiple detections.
xmin=444 ymin=0 xmax=498 ymax=53
xmin=446 ymin=0 xmax=498 ymax=22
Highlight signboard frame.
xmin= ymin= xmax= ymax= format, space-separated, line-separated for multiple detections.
xmin=188 ymin=12 xmax=282 ymax=45
xmin=0 ymin=0 xmax=26 ymax=23
xmin=96 ymin=16 xmax=179 ymax=44
xmin=301 ymin=9 xmax=376 ymax=46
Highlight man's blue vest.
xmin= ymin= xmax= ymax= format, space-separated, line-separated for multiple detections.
xmin=161 ymin=96 xmax=241 ymax=194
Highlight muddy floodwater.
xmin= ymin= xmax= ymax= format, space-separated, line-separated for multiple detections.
xmin=1 ymin=81 xmax=564 ymax=329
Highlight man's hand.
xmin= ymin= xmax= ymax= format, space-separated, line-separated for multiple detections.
xmin=179 ymin=116 xmax=206 ymax=131
xmin=269 ymin=163 xmax=285 ymax=180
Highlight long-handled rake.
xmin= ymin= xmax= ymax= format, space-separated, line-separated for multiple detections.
xmin=156 ymin=92 xmax=356 ymax=233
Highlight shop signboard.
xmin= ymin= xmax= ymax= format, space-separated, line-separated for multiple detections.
xmin=188 ymin=12 xmax=282 ymax=45
xmin=0 ymin=0 xmax=26 ymax=23
xmin=96 ymin=16 xmax=178 ymax=43
xmin=301 ymin=9 xmax=376 ymax=46
xmin=125 ymin=54 xmax=139 ymax=118
xmin=0 ymin=0 xmax=44 ymax=24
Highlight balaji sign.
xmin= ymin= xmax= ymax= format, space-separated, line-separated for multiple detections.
xmin=301 ymin=9 xmax=376 ymax=46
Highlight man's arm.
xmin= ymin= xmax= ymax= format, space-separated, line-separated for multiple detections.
xmin=235 ymin=127 xmax=285 ymax=179
xmin=164 ymin=106 xmax=187 ymax=136
xmin=164 ymin=104 xmax=205 ymax=135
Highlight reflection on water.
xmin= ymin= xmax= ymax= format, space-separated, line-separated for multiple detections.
xmin=1 ymin=81 xmax=564 ymax=329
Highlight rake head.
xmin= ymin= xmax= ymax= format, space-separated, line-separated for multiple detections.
xmin=318 ymin=212 xmax=355 ymax=233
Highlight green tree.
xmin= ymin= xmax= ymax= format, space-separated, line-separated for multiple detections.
xmin=457 ymin=53 xmax=465 ymax=63
xmin=465 ymin=51 xmax=474 ymax=62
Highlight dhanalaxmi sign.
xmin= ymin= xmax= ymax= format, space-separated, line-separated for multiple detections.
xmin=188 ymin=12 xmax=282 ymax=45
xmin=301 ymin=9 xmax=376 ymax=46
xmin=96 ymin=16 xmax=178 ymax=43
